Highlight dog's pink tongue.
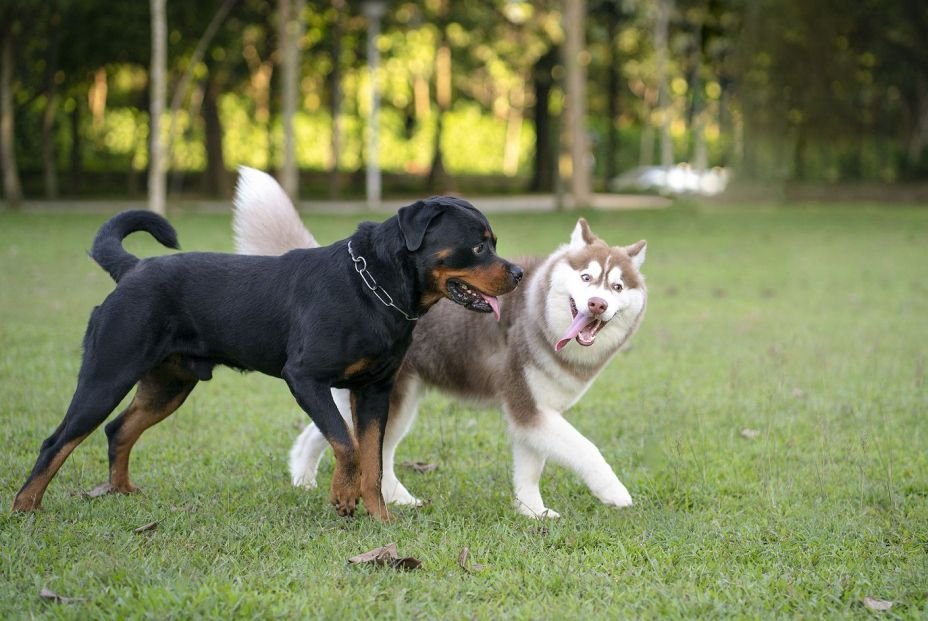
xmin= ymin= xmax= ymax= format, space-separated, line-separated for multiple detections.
xmin=555 ymin=313 xmax=591 ymax=351
xmin=479 ymin=292 xmax=501 ymax=321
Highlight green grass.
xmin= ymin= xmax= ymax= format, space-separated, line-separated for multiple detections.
xmin=1 ymin=204 xmax=926 ymax=619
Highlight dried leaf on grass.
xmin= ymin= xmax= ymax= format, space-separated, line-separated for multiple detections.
xmin=347 ymin=543 xmax=421 ymax=571
xmin=85 ymin=482 xmax=117 ymax=498
xmin=740 ymin=428 xmax=760 ymax=440
xmin=401 ymin=461 xmax=438 ymax=474
xmin=457 ymin=547 xmax=486 ymax=573
xmin=39 ymin=588 xmax=85 ymax=604
xmin=133 ymin=521 xmax=159 ymax=534
xmin=862 ymin=596 xmax=893 ymax=611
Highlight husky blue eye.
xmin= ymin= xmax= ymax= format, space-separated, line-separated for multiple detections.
xmin=581 ymin=274 xmax=591 ymax=282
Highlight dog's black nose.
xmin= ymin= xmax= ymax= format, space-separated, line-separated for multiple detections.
xmin=509 ymin=264 xmax=524 ymax=283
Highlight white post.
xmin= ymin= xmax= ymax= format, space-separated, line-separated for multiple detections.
xmin=363 ymin=1 xmax=386 ymax=209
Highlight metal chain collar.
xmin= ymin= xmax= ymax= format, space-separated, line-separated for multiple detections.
xmin=347 ymin=241 xmax=420 ymax=321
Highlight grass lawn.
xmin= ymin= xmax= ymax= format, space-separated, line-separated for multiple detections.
xmin=1 ymin=203 xmax=926 ymax=619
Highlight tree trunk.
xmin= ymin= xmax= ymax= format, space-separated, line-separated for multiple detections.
xmin=502 ymin=79 xmax=524 ymax=177
xmin=328 ymin=0 xmax=344 ymax=199
xmin=42 ymin=6 xmax=62 ymax=199
xmin=639 ymin=119 xmax=654 ymax=166
xmin=906 ymin=73 xmax=928 ymax=171
xmin=655 ymin=0 xmax=673 ymax=169
xmin=165 ymin=0 xmax=236 ymax=167
xmin=149 ymin=0 xmax=167 ymax=215
xmin=169 ymin=82 xmax=205 ymax=195
xmin=564 ymin=0 xmax=590 ymax=208
xmin=688 ymin=12 xmax=706 ymax=171
xmin=202 ymin=70 xmax=229 ymax=197
xmin=530 ymin=46 xmax=557 ymax=192
xmin=605 ymin=5 xmax=620 ymax=182
xmin=69 ymin=99 xmax=82 ymax=194
xmin=0 ymin=18 xmax=22 ymax=206
xmin=280 ymin=0 xmax=305 ymax=201
xmin=427 ymin=37 xmax=452 ymax=193
xmin=427 ymin=112 xmax=448 ymax=193
xmin=793 ymin=124 xmax=807 ymax=180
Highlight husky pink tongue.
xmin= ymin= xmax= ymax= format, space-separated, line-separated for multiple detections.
xmin=479 ymin=292 xmax=500 ymax=321
xmin=555 ymin=313 xmax=592 ymax=351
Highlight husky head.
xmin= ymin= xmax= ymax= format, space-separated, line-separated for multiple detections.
xmin=548 ymin=218 xmax=646 ymax=353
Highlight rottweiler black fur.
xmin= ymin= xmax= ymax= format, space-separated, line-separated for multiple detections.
xmin=13 ymin=197 xmax=523 ymax=520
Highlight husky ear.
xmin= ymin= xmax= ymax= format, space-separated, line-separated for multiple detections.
xmin=397 ymin=200 xmax=442 ymax=251
xmin=625 ymin=240 xmax=647 ymax=270
xmin=569 ymin=218 xmax=599 ymax=250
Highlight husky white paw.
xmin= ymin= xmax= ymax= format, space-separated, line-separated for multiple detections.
xmin=596 ymin=482 xmax=633 ymax=508
xmin=383 ymin=480 xmax=423 ymax=506
xmin=291 ymin=472 xmax=318 ymax=489
xmin=515 ymin=502 xmax=561 ymax=519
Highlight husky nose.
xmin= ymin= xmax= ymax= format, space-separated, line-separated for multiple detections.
xmin=588 ymin=297 xmax=608 ymax=315
xmin=508 ymin=264 xmax=524 ymax=283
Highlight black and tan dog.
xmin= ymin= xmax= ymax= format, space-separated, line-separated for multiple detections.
xmin=13 ymin=197 xmax=522 ymax=520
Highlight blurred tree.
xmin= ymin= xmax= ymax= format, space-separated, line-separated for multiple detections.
xmin=564 ymin=0 xmax=590 ymax=206
xmin=149 ymin=0 xmax=166 ymax=214
xmin=280 ymin=0 xmax=305 ymax=200
xmin=1 ymin=4 xmax=23 ymax=206
xmin=165 ymin=0 xmax=238 ymax=193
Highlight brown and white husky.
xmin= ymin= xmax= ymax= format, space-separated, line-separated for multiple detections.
xmin=233 ymin=167 xmax=648 ymax=517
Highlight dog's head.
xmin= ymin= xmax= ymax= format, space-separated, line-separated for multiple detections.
xmin=549 ymin=218 xmax=647 ymax=351
xmin=397 ymin=196 xmax=523 ymax=319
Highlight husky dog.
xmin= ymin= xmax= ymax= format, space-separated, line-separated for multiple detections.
xmin=233 ymin=175 xmax=647 ymax=518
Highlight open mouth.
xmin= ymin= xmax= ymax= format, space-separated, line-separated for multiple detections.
xmin=554 ymin=297 xmax=607 ymax=351
xmin=446 ymin=278 xmax=501 ymax=320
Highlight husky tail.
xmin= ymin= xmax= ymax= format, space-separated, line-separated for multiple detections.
xmin=90 ymin=210 xmax=179 ymax=282
xmin=233 ymin=166 xmax=319 ymax=255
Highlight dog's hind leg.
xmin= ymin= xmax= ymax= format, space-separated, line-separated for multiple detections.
xmin=103 ymin=358 xmax=197 ymax=494
xmin=288 ymin=388 xmax=353 ymax=488
xmin=510 ymin=436 xmax=556 ymax=518
xmin=13 ymin=366 xmax=140 ymax=512
xmin=381 ymin=374 xmax=422 ymax=506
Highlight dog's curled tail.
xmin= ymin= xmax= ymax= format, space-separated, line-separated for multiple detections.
xmin=91 ymin=210 xmax=180 ymax=282
xmin=233 ymin=166 xmax=319 ymax=255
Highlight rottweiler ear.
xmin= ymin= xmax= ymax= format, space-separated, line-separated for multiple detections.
xmin=397 ymin=200 xmax=442 ymax=251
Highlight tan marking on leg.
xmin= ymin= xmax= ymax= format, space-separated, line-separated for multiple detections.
xmin=358 ymin=423 xmax=391 ymax=521
xmin=12 ymin=435 xmax=87 ymax=512
xmin=107 ymin=365 xmax=195 ymax=493
xmin=342 ymin=358 xmax=371 ymax=380
xmin=329 ymin=437 xmax=360 ymax=517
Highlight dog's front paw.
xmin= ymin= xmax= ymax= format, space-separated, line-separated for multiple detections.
xmin=596 ymin=482 xmax=633 ymax=508
xmin=515 ymin=500 xmax=561 ymax=519
xmin=291 ymin=472 xmax=318 ymax=490
xmin=330 ymin=491 xmax=357 ymax=517
xmin=383 ymin=480 xmax=423 ymax=507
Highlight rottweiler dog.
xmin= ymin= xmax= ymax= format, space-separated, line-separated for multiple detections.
xmin=12 ymin=198 xmax=523 ymax=520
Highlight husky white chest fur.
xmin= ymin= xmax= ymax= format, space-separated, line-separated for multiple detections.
xmin=232 ymin=168 xmax=648 ymax=518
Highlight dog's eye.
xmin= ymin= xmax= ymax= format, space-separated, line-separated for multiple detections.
xmin=472 ymin=243 xmax=485 ymax=255
xmin=612 ymin=283 xmax=624 ymax=292
xmin=581 ymin=274 xmax=591 ymax=282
